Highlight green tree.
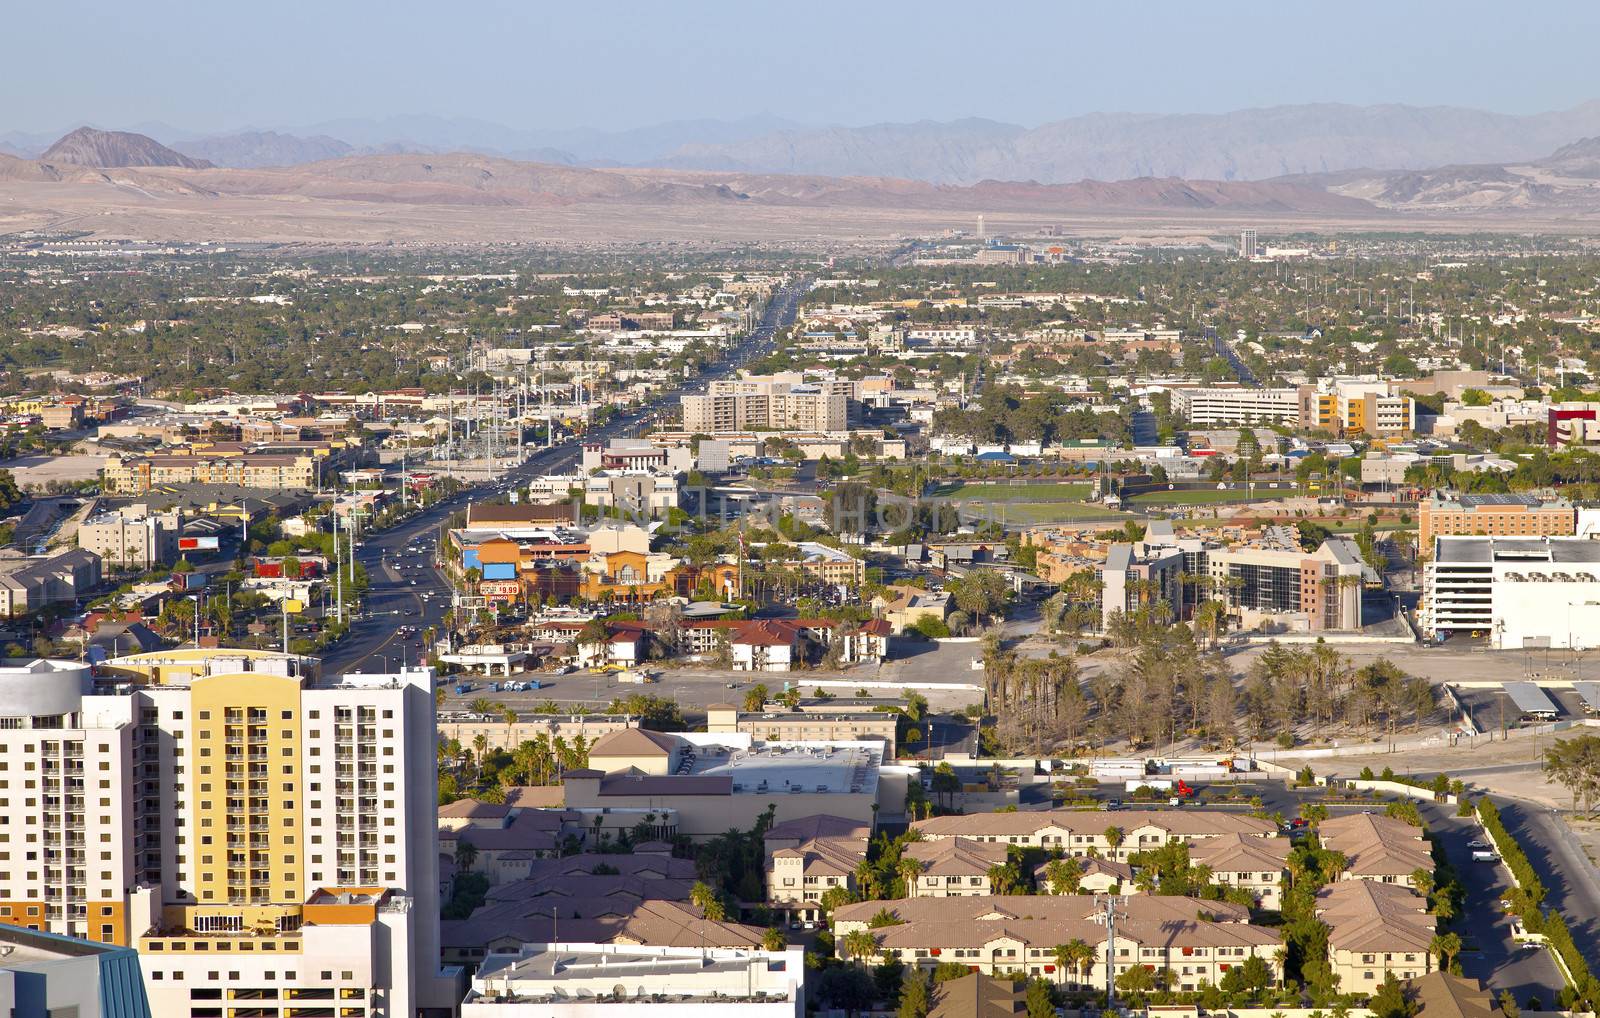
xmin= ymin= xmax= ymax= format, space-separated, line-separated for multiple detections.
xmin=1026 ymin=977 xmax=1055 ymax=1018
xmin=898 ymin=969 xmax=931 ymax=1018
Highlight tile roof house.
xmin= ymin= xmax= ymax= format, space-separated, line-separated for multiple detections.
xmin=1189 ymin=832 xmax=1292 ymax=909
xmin=903 ymin=838 xmax=1010 ymax=897
xmin=832 ymin=895 xmax=1277 ymax=992
xmin=1316 ymin=879 xmax=1435 ymax=994
xmin=928 ymin=973 xmax=1027 ymax=1018
xmin=1318 ymin=813 xmax=1433 ymax=886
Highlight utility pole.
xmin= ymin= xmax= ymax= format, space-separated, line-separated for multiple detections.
xmin=334 ymin=511 xmax=344 ymax=626
xmin=1094 ymin=894 xmax=1128 ymax=1008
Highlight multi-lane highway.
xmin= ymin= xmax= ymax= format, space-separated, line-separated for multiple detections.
xmin=323 ymin=280 xmax=805 ymax=674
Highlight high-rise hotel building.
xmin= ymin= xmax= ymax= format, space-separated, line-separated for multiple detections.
xmin=0 ymin=650 xmax=460 ymax=1017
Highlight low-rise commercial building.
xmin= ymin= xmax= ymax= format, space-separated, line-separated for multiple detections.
xmin=461 ymin=943 xmax=804 ymax=1018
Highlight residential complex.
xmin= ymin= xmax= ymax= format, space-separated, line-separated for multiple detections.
xmin=910 ymin=809 xmax=1276 ymax=862
xmin=681 ymin=377 xmax=848 ymax=434
xmin=831 ymin=895 xmax=1281 ymax=991
xmin=1096 ymin=528 xmax=1363 ymax=632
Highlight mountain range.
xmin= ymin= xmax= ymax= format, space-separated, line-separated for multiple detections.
xmin=9 ymin=102 xmax=1600 ymax=185
xmin=7 ymin=119 xmax=1600 ymax=246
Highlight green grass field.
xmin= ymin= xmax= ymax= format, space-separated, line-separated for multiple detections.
xmin=1127 ymin=488 xmax=1261 ymax=505
xmin=930 ymin=481 xmax=1093 ymax=502
xmin=995 ymin=502 xmax=1132 ymax=525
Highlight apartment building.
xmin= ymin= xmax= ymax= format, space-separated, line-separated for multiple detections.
xmin=1316 ymin=880 xmax=1435 ymax=994
xmin=1317 ymin=813 xmax=1433 ymax=886
xmin=103 ymin=454 xmax=319 ymax=495
xmin=765 ymin=814 xmax=870 ymax=920
xmin=1207 ymin=537 xmax=1364 ymax=632
xmin=1189 ymin=833 xmax=1290 ymax=910
xmin=832 ymin=895 xmax=1281 ymax=992
xmin=681 ymin=380 xmax=848 ymax=434
xmin=1169 ymin=386 xmax=1301 ymax=427
xmin=902 ymin=838 xmax=1008 ymax=897
xmin=1419 ymin=493 xmax=1575 ymax=551
xmin=78 ymin=509 xmax=181 ymax=570
xmin=1421 ymin=536 xmax=1600 ymax=648
xmin=582 ymin=473 xmax=679 ymax=516
xmin=0 ymin=650 xmax=461 ymax=1017
xmin=910 ymin=810 xmax=1276 ymax=863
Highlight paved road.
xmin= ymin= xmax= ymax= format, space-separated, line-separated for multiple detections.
xmin=1423 ymin=800 xmax=1565 ymax=1005
xmin=1495 ymin=796 xmax=1600 ymax=981
xmin=322 ymin=280 xmax=806 ymax=675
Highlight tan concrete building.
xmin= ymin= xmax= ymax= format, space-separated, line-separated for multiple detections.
xmin=1318 ymin=813 xmax=1433 ymax=886
xmin=103 ymin=453 xmax=319 ymax=494
xmin=77 ymin=509 xmax=180 ymax=569
xmin=681 ymin=382 xmax=847 ymax=434
xmin=764 ymin=813 xmax=872 ymax=917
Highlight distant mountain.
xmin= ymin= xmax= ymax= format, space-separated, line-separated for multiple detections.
xmin=40 ymin=127 xmax=210 ymax=169
xmin=657 ymin=102 xmax=1600 ymax=184
xmin=172 ymin=130 xmax=354 ymax=168
xmin=291 ymin=113 xmax=803 ymax=165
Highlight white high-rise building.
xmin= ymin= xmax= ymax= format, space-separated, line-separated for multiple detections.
xmin=1239 ymin=228 xmax=1258 ymax=260
xmin=0 ymin=650 xmax=462 ymax=1018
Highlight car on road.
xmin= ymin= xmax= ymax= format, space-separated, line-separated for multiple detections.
xmin=1468 ymin=838 xmax=1491 ymax=849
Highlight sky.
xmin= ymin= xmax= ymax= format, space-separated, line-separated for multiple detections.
xmin=8 ymin=0 xmax=1600 ymax=135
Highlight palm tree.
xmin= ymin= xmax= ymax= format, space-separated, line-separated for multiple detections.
xmin=454 ymin=838 xmax=478 ymax=871
xmin=1430 ymin=931 xmax=1462 ymax=972
xmin=470 ymin=696 xmax=494 ymax=716
xmin=1103 ymin=825 xmax=1125 ymax=857
xmin=840 ymin=928 xmax=879 ymax=967
xmin=1067 ymin=938 xmax=1095 ymax=988
xmin=898 ymin=857 xmax=923 ymax=897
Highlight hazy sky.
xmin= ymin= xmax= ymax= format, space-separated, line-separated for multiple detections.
xmin=9 ymin=0 xmax=1600 ymax=133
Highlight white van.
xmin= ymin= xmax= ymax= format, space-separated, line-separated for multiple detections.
xmin=1472 ymin=850 xmax=1500 ymax=863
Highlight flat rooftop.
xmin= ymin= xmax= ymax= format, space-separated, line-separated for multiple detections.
xmin=471 ymin=947 xmax=791 ymax=1004
xmin=1433 ymin=537 xmax=1600 ymax=565
xmin=691 ymin=742 xmax=882 ymax=796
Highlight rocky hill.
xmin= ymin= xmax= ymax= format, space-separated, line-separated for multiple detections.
xmin=40 ymin=127 xmax=210 ymax=169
